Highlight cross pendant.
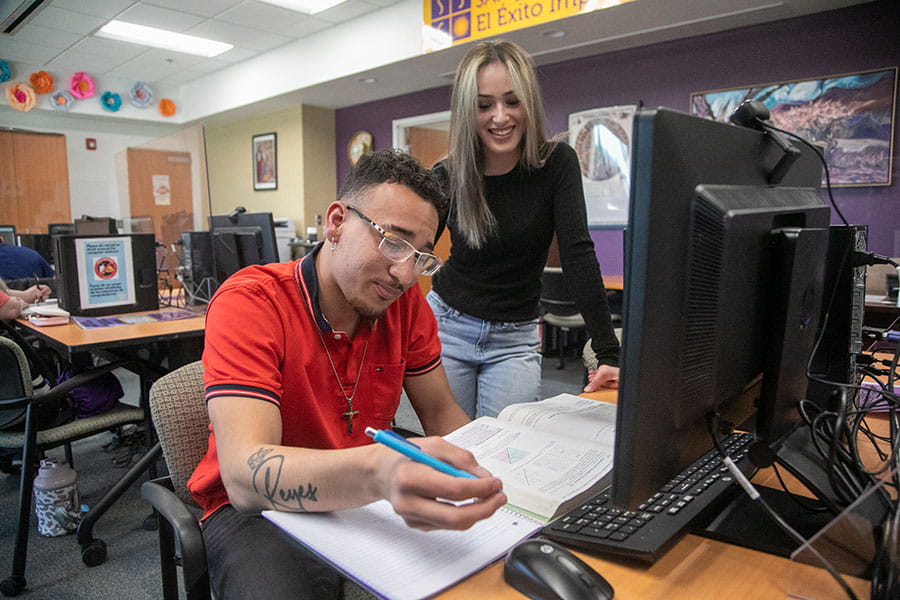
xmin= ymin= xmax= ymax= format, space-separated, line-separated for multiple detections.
xmin=343 ymin=407 xmax=360 ymax=434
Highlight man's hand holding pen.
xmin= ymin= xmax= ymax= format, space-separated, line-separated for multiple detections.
xmin=372 ymin=434 xmax=506 ymax=532
xmin=23 ymin=284 xmax=51 ymax=304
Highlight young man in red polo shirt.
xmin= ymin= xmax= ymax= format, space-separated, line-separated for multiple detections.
xmin=189 ymin=150 xmax=506 ymax=599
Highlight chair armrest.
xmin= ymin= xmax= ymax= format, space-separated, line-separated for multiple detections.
xmin=142 ymin=476 xmax=208 ymax=585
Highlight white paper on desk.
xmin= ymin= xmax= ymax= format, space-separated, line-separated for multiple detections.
xmin=263 ymin=500 xmax=541 ymax=600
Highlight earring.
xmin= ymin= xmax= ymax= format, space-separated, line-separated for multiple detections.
xmin=330 ymin=237 xmax=336 ymax=252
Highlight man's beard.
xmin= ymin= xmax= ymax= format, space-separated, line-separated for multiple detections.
xmin=349 ymin=298 xmax=386 ymax=322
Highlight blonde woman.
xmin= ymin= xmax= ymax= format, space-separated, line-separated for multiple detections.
xmin=428 ymin=39 xmax=620 ymax=418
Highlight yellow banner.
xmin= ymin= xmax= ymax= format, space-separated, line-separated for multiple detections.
xmin=423 ymin=0 xmax=633 ymax=51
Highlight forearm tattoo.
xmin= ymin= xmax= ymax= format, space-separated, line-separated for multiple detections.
xmin=247 ymin=448 xmax=318 ymax=511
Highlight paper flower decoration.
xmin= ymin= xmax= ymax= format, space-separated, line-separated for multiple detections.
xmin=0 ymin=60 xmax=10 ymax=83
xmin=50 ymin=89 xmax=74 ymax=111
xmin=5 ymin=82 xmax=36 ymax=112
xmin=158 ymin=98 xmax=175 ymax=117
xmin=101 ymin=91 xmax=122 ymax=112
xmin=69 ymin=71 xmax=95 ymax=99
xmin=129 ymin=81 xmax=153 ymax=108
xmin=29 ymin=70 xmax=53 ymax=94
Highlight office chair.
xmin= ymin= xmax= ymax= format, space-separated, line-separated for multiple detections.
xmin=143 ymin=361 xmax=376 ymax=600
xmin=539 ymin=267 xmax=587 ymax=369
xmin=0 ymin=333 xmax=147 ymax=597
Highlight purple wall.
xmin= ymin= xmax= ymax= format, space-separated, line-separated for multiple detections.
xmin=336 ymin=1 xmax=898 ymax=275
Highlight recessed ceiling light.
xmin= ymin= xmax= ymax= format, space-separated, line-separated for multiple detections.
xmin=96 ymin=20 xmax=233 ymax=57
xmin=358 ymin=76 xmax=377 ymax=84
xmin=258 ymin=0 xmax=349 ymax=14
xmin=541 ymin=29 xmax=566 ymax=39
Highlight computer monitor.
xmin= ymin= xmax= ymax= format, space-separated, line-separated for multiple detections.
xmin=610 ymin=107 xmax=831 ymax=511
xmin=0 ymin=225 xmax=15 ymax=245
xmin=75 ymin=216 xmax=118 ymax=235
xmin=48 ymin=223 xmax=76 ymax=236
xmin=53 ymin=233 xmax=159 ymax=317
xmin=208 ymin=211 xmax=279 ymax=282
xmin=17 ymin=233 xmax=55 ymax=266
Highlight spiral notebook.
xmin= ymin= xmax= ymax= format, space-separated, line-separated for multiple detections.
xmin=263 ymin=500 xmax=541 ymax=600
xmin=262 ymin=394 xmax=616 ymax=599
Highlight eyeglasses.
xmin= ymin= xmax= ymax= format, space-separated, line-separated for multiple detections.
xmin=345 ymin=204 xmax=443 ymax=276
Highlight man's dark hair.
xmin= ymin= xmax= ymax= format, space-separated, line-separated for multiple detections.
xmin=338 ymin=149 xmax=448 ymax=239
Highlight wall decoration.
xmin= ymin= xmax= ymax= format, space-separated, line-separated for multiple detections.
xmin=568 ymin=105 xmax=637 ymax=226
xmin=158 ymin=98 xmax=176 ymax=117
xmin=252 ymin=132 xmax=278 ymax=191
xmin=29 ymin=71 xmax=53 ymax=94
xmin=691 ymin=67 xmax=897 ymax=186
xmin=0 ymin=60 xmax=10 ymax=82
xmin=5 ymin=82 xmax=36 ymax=112
xmin=347 ymin=131 xmax=373 ymax=165
xmin=50 ymin=89 xmax=74 ymax=111
xmin=130 ymin=81 xmax=153 ymax=108
xmin=69 ymin=72 xmax=95 ymax=99
xmin=101 ymin=91 xmax=122 ymax=112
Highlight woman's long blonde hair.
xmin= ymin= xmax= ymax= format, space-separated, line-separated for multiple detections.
xmin=447 ymin=39 xmax=552 ymax=248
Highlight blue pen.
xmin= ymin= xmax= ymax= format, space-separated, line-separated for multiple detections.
xmin=365 ymin=427 xmax=478 ymax=479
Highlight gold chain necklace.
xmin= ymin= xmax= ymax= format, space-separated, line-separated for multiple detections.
xmin=296 ymin=260 xmax=369 ymax=434
xmin=315 ymin=329 xmax=368 ymax=434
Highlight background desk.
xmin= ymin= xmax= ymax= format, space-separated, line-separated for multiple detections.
xmin=12 ymin=306 xmax=206 ymax=561
xmin=438 ymin=388 xmax=871 ymax=599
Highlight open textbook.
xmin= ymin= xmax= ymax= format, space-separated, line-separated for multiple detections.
xmin=263 ymin=393 xmax=616 ymax=600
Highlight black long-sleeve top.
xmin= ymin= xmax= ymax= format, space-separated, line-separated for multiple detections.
xmin=431 ymin=142 xmax=620 ymax=367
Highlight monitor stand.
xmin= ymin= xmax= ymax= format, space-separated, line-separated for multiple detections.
xmin=693 ymin=425 xmax=888 ymax=574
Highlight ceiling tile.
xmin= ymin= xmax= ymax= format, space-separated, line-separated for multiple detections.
xmin=46 ymin=50 xmax=133 ymax=75
xmin=129 ymin=48 xmax=207 ymax=70
xmin=0 ymin=37 xmax=62 ymax=64
xmin=71 ymin=37 xmax=151 ymax=62
xmin=136 ymin=0 xmax=245 ymax=18
xmin=109 ymin=60 xmax=181 ymax=82
xmin=275 ymin=17 xmax=331 ymax=38
xmin=314 ymin=0 xmax=378 ymax=24
xmin=116 ymin=3 xmax=207 ymax=32
xmin=9 ymin=24 xmax=83 ymax=50
xmin=29 ymin=6 xmax=107 ymax=35
xmin=186 ymin=19 xmax=288 ymax=49
xmin=48 ymin=0 xmax=135 ymax=19
xmin=218 ymin=1 xmax=306 ymax=30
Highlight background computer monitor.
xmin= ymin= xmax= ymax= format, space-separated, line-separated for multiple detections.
xmin=208 ymin=211 xmax=279 ymax=282
xmin=48 ymin=223 xmax=76 ymax=236
xmin=611 ymin=107 xmax=830 ymax=511
xmin=0 ymin=225 xmax=15 ymax=245
xmin=16 ymin=233 xmax=55 ymax=266
xmin=75 ymin=216 xmax=118 ymax=235
xmin=54 ymin=233 xmax=159 ymax=317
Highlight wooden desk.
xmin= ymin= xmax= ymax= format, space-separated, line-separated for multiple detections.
xmin=13 ymin=305 xmax=206 ymax=557
xmin=603 ymin=274 xmax=624 ymax=291
xmin=438 ymin=388 xmax=872 ymax=599
xmin=16 ymin=305 xmax=205 ymax=361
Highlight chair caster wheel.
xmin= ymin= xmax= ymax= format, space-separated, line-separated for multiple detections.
xmin=0 ymin=575 xmax=26 ymax=597
xmin=142 ymin=514 xmax=158 ymax=531
xmin=81 ymin=539 xmax=107 ymax=567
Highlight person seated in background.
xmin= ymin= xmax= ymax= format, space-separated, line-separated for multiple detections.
xmin=190 ymin=149 xmax=506 ymax=599
xmin=0 ymin=235 xmax=54 ymax=280
xmin=0 ymin=278 xmax=51 ymax=320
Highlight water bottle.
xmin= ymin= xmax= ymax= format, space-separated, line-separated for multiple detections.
xmin=33 ymin=459 xmax=81 ymax=537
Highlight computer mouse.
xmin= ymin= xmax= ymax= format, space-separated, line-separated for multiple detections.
xmin=503 ymin=538 xmax=614 ymax=600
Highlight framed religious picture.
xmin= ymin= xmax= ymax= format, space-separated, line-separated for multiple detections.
xmin=252 ymin=132 xmax=277 ymax=191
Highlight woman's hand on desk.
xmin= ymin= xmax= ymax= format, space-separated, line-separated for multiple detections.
xmin=376 ymin=436 xmax=506 ymax=532
xmin=584 ymin=365 xmax=619 ymax=392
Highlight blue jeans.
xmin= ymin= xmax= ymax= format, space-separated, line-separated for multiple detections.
xmin=427 ymin=291 xmax=542 ymax=418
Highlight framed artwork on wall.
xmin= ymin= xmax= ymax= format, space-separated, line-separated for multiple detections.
xmin=568 ymin=105 xmax=637 ymax=226
xmin=690 ymin=67 xmax=897 ymax=187
xmin=252 ymin=132 xmax=277 ymax=191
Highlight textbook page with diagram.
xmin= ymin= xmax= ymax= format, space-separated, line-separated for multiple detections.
xmin=262 ymin=393 xmax=616 ymax=600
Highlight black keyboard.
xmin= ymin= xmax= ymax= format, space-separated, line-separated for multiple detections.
xmin=543 ymin=432 xmax=755 ymax=562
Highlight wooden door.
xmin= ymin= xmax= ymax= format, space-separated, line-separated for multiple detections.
xmin=126 ymin=148 xmax=193 ymax=249
xmin=408 ymin=126 xmax=450 ymax=294
xmin=0 ymin=131 xmax=71 ymax=233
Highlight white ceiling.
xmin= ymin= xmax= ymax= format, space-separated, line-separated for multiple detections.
xmin=0 ymin=0 xmax=874 ymax=125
